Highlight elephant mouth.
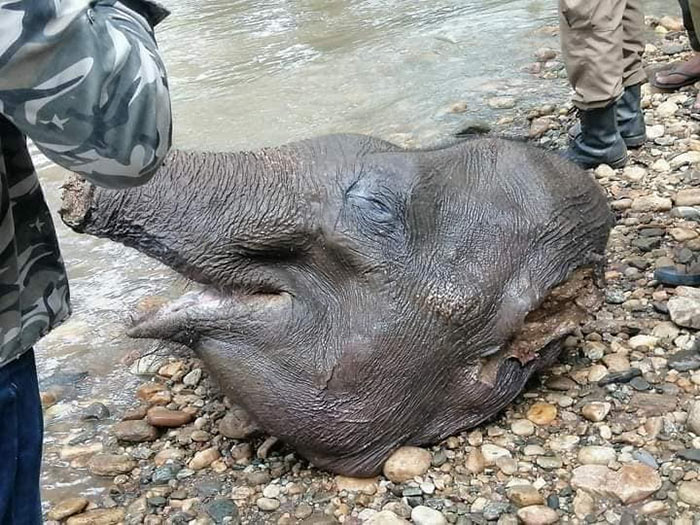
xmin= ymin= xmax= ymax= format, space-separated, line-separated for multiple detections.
xmin=127 ymin=287 xmax=292 ymax=342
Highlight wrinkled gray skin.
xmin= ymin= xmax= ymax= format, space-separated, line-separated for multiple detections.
xmin=61 ymin=134 xmax=612 ymax=476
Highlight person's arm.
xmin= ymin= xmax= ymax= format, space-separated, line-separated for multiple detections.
xmin=0 ymin=0 xmax=172 ymax=188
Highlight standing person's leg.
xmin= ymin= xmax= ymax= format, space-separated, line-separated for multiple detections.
xmin=618 ymin=0 xmax=647 ymax=147
xmin=0 ymin=350 xmax=43 ymax=525
xmin=654 ymin=0 xmax=700 ymax=90
xmin=559 ymin=0 xmax=628 ymax=168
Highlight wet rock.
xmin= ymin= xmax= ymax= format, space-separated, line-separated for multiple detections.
xmin=146 ymin=407 xmax=194 ymax=428
xmin=189 ymin=447 xmax=220 ymax=470
xmin=130 ymin=353 xmax=166 ymax=376
xmin=535 ymin=48 xmax=557 ymax=62
xmin=154 ymin=447 xmax=185 ymax=466
xmin=48 ymin=498 xmax=89 ymax=521
xmin=487 ymin=96 xmax=517 ymax=110
xmin=157 ymin=360 xmax=185 ymax=378
xmin=507 ymin=485 xmax=544 ymax=507
xmin=135 ymin=382 xmax=167 ymax=402
xmin=678 ymin=449 xmax=700 ymax=462
xmin=335 ymin=475 xmax=379 ymax=495
xmin=218 ymin=407 xmax=260 ymax=439
xmin=678 ymin=481 xmax=700 ymax=506
xmin=597 ymin=368 xmax=641 ymax=386
xmin=529 ymin=117 xmax=551 ymax=139
xmin=516 ymin=505 xmax=559 ymax=525
xmin=81 ymin=402 xmax=110 ymax=421
xmin=581 ymin=401 xmax=611 ymax=422
xmin=688 ymin=400 xmax=700 ymax=435
xmin=122 ymin=405 xmax=148 ymax=421
xmin=527 ymin=402 xmax=557 ymax=425
xmin=88 ymin=454 xmax=136 ymax=476
xmin=578 ymin=446 xmax=616 ymax=466
xmin=411 ymin=506 xmax=446 ymax=525
xmin=60 ymin=442 xmax=103 ymax=460
xmin=66 ymin=508 xmax=126 ymax=525
xmin=112 ymin=420 xmax=158 ymax=442
xmin=382 ymin=447 xmax=432 ymax=482
xmin=631 ymin=195 xmax=673 ymax=212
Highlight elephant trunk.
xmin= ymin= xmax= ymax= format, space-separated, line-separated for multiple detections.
xmin=60 ymin=148 xmax=319 ymax=286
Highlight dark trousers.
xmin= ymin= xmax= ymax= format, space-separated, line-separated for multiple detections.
xmin=680 ymin=0 xmax=700 ymax=51
xmin=0 ymin=349 xmax=43 ymax=525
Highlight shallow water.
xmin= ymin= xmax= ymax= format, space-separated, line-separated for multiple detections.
xmin=35 ymin=0 xmax=673 ymax=502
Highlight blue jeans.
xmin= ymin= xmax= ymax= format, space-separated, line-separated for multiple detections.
xmin=0 ymin=349 xmax=42 ymax=525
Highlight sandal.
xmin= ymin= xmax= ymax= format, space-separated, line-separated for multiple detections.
xmin=650 ymin=68 xmax=700 ymax=90
xmin=654 ymin=266 xmax=700 ymax=286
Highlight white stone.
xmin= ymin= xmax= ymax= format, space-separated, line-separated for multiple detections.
xmin=670 ymin=151 xmax=700 ymax=170
xmin=628 ymin=335 xmax=659 ymax=349
xmin=656 ymin=101 xmax=678 ymax=118
xmin=511 ymin=419 xmax=535 ymax=436
xmin=646 ymin=125 xmax=665 ymax=140
xmin=368 ymin=511 xmax=411 ymax=525
xmin=581 ymin=402 xmax=611 ymax=422
xmin=688 ymin=400 xmax=700 ymax=435
xmin=481 ymin=444 xmax=512 ymax=465
xmin=411 ymin=506 xmax=447 ymax=525
xmin=578 ymin=446 xmax=616 ymax=465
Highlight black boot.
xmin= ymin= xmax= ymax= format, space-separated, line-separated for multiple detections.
xmin=616 ymin=83 xmax=646 ymax=148
xmin=564 ymin=102 xmax=627 ymax=169
xmin=568 ymin=84 xmax=646 ymax=149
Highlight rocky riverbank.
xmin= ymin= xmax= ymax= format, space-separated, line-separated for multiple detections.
xmin=42 ymin=14 xmax=700 ymax=525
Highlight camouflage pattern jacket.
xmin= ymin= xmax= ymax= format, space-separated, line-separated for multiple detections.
xmin=0 ymin=0 xmax=172 ymax=368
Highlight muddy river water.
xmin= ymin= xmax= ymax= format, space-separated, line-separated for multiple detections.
xmin=34 ymin=0 xmax=672 ymax=502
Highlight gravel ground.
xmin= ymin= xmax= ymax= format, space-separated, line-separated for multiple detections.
xmin=42 ymin=15 xmax=700 ymax=525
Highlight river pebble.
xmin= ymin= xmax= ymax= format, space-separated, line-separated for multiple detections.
xmin=146 ymin=407 xmax=194 ymax=428
xmin=516 ymin=505 xmax=559 ymax=525
xmin=382 ymin=447 xmax=431 ymax=482
xmin=47 ymin=498 xmax=89 ymax=521
xmin=88 ymin=454 xmax=135 ymax=476
xmin=678 ymin=481 xmax=700 ymax=506
xmin=112 ymin=420 xmax=158 ymax=442
xmin=411 ymin=506 xmax=446 ymax=525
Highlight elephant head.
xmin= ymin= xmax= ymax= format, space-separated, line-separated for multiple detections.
xmin=61 ymin=134 xmax=611 ymax=475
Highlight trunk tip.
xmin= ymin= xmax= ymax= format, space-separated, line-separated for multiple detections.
xmin=59 ymin=175 xmax=95 ymax=231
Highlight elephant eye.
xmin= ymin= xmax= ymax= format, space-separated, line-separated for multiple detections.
xmin=347 ymin=192 xmax=394 ymax=223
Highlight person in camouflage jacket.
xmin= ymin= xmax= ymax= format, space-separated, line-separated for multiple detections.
xmin=0 ymin=1 xmax=172 ymax=522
